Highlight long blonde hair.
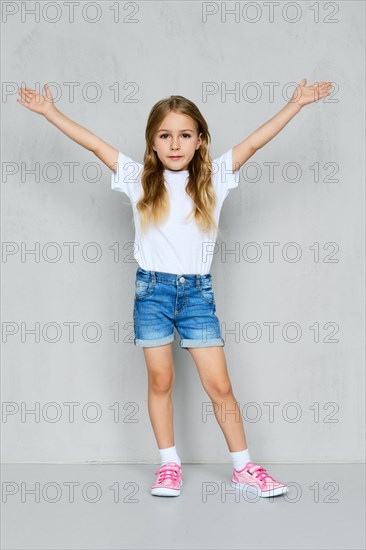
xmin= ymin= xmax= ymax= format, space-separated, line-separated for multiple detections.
xmin=137 ymin=95 xmax=219 ymax=238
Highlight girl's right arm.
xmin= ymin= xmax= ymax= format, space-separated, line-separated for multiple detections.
xmin=17 ymin=84 xmax=119 ymax=173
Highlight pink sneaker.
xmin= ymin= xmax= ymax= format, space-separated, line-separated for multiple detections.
xmin=231 ymin=461 xmax=288 ymax=498
xmin=151 ymin=461 xmax=183 ymax=496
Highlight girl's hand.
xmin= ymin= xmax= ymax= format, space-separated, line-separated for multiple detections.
xmin=291 ymin=78 xmax=333 ymax=108
xmin=17 ymin=83 xmax=56 ymax=117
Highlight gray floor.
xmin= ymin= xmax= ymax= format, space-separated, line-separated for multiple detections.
xmin=1 ymin=463 xmax=365 ymax=549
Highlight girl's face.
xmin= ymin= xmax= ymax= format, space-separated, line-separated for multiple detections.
xmin=152 ymin=111 xmax=202 ymax=171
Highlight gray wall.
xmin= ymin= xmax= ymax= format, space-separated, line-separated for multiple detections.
xmin=3 ymin=1 xmax=364 ymax=463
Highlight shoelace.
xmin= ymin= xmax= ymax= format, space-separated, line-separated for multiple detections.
xmin=244 ymin=462 xmax=277 ymax=483
xmin=154 ymin=464 xmax=180 ymax=484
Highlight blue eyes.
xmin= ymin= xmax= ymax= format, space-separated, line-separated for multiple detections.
xmin=159 ymin=133 xmax=191 ymax=139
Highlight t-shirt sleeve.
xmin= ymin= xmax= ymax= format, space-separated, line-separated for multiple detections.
xmin=212 ymin=148 xmax=240 ymax=202
xmin=111 ymin=151 xmax=143 ymax=200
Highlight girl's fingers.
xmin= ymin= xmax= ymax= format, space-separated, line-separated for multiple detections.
xmin=20 ymin=87 xmax=36 ymax=96
xmin=18 ymin=92 xmax=30 ymax=102
xmin=19 ymin=91 xmax=34 ymax=103
xmin=19 ymin=89 xmax=37 ymax=101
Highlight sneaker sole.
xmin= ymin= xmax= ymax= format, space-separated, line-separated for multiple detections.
xmin=231 ymin=480 xmax=288 ymax=497
xmin=151 ymin=479 xmax=184 ymax=497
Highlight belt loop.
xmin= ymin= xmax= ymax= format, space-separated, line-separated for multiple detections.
xmin=151 ymin=271 xmax=156 ymax=284
xmin=196 ymin=274 xmax=200 ymax=288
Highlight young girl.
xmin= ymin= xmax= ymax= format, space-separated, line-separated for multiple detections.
xmin=17 ymin=79 xmax=332 ymax=498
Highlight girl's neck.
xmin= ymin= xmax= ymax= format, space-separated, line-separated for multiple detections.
xmin=164 ymin=168 xmax=189 ymax=174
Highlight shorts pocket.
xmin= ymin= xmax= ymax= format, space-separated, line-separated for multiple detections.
xmin=135 ymin=278 xmax=154 ymax=300
xmin=199 ymin=281 xmax=215 ymax=304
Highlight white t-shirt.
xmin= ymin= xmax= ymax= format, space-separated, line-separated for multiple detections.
xmin=111 ymin=148 xmax=240 ymax=275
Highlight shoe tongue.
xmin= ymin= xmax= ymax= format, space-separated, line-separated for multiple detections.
xmin=249 ymin=465 xmax=273 ymax=481
xmin=160 ymin=463 xmax=179 ymax=477
xmin=249 ymin=464 xmax=264 ymax=474
xmin=246 ymin=463 xmax=276 ymax=482
xmin=163 ymin=462 xmax=179 ymax=469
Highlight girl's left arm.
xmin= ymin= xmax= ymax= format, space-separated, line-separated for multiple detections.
xmin=232 ymin=78 xmax=333 ymax=172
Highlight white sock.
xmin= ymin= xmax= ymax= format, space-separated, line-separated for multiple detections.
xmin=230 ymin=448 xmax=251 ymax=471
xmin=159 ymin=445 xmax=181 ymax=466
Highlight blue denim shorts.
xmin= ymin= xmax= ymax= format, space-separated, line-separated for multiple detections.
xmin=133 ymin=267 xmax=225 ymax=350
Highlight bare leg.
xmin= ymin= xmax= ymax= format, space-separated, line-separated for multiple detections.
xmin=143 ymin=344 xmax=176 ymax=449
xmin=187 ymin=346 xmax=248 ymax=451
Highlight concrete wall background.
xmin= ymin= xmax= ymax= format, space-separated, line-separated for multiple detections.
xmin=2 ymin=1 xmax=364 ymax=463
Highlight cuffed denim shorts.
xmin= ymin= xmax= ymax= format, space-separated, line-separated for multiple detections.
xmin=133 ymin=267 xmax=225 ymax=350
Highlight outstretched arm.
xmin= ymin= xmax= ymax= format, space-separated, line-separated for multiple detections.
xmin=17 ymin=83 xmax=119 ymax=173
xmin=232 ymin=78 xmax=333 ymax=172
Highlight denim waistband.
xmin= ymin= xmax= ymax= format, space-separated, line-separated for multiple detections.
xmin=136 ymin=267 xmax=212 ymax=287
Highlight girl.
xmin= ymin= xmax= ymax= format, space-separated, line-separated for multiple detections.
xmin=17 ymin=79 xmax=333 ymax=498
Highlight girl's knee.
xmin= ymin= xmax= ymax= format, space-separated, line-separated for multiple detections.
xmin=207 ymin=380 xmax=232 ymax=398
xmin=149 ymin=371 xmax=175 ymax=393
